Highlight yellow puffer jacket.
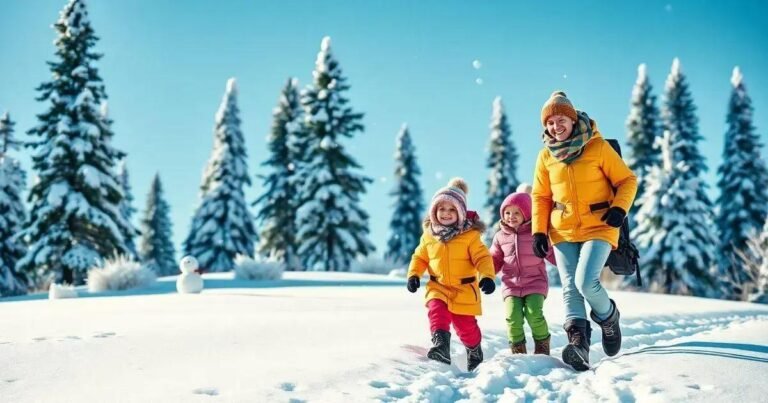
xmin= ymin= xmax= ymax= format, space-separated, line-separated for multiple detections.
xmin=407 ymin=220 xmax=495 ymax=316
xmin=531 ymin=128 xmax=637 ymax=249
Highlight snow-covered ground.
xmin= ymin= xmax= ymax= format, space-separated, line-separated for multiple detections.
xmin=1 ymin=272 xmax=767 ymax=402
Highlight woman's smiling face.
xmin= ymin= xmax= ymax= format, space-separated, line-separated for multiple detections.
xmin=546 ymin=114 xmax=575 ymax=141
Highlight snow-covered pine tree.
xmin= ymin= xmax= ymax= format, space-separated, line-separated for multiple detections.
xmin=295 ymin=36 xmax=375 ymax=271
xmin=0 ymin=112 xmax=28 ymax=296
xmin=626 ymin=63 xmax=662 ymax=225
xmin=183 ymin=78 xmax=257 ymax=272
xmin=716 ymin=67 xmax=768 ymax=300
xmin=750 ymin=219 xmax=768 ymax=304
xmin=631 ymin=130 xmax=718 ymax=296
xmin=384 ymin=124 xmax=425 ymax=266
xmin=255 ymin=78 xmax=302 ymax=270
xmin=138 ymin=174 xmax=176 ymax=276
xmin=17 ymin=0 xmax=133 ymax=285
xmin=484 ymin=96 xmax=520 ymax=244
xmin=117 ymin=159 xmax=138 ymax=259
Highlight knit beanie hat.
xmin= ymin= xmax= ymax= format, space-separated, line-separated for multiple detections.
xmin=430 ymin=177 xmax=469 ymax=224
xmin=499 ymin=191 xmax=532 ymax=222
xmin=541 ymin=90 xmax=578 ymax=126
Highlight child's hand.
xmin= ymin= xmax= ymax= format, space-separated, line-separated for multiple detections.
xmin=407 ymin=276 xmax=420 ymax=293
xmin=479 ymin=278 xmax=495 ymax=294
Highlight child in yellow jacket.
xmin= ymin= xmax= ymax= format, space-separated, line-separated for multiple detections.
xmin=407 ymin=177 xmax=496 ymax=371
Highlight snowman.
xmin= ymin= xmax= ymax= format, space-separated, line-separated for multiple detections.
xmin=177 ymin=255 xmax=204 ymax=294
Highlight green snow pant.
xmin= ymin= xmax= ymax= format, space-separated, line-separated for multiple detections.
xmin=505 ymin=294 xmax=549 ymax=344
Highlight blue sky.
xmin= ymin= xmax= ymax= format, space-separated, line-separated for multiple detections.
xmin=1 ymin=0 xmax=767 ymax=258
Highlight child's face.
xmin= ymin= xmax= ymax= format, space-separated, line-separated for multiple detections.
xmin=545 ymin=114 xmax=575 ymax=141
xmin=503 ymin=206 xmax=525 ymax=228
xmin=436 ymin=202 xmax=458 ymax=226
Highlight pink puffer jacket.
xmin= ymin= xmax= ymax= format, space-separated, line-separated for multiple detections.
xmin=489 ymin=192 xmax=556 ymax=299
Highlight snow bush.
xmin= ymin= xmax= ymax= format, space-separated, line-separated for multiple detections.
xmin=388 ymin=268 xmax=408 ymax=278
xmin=234 ymin=255 xmax=284 ymax=281
xmin=48 ymin=283 xmax=78 ymax=299
xmin=87 ymin=255 xmax=157 ymax=292
xmin=351 ymin=256 xmax=401 ymax=275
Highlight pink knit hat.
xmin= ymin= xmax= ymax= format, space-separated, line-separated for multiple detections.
xmin=499 ymin=190 xmax=532 ymax=222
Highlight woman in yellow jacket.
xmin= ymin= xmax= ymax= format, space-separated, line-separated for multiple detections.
xmin=407 ymin=178 xmax=496 ymax=371
xmin=531 ymin=91 xmax=637 ymax=371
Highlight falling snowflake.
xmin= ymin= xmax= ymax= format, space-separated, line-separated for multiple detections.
xmin=563 ymin=74 xmax=568 ymax=79
xmin=472 ymin=60 xmax=482 ymax=69
xmin=476 ymin=78 xmax=483 ymax=85
xmin=435 ymin=171 xmax=444 ymax=180
xmin=380 ymin=176 xmax=388 ymax=183
xmin=665 ymin=4 xmax=673 ymax=12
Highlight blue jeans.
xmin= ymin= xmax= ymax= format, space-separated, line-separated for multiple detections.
xmin=554 ymin=240 xmax=613 ymax=321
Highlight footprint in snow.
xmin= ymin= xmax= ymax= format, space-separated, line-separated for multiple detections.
xmin=192 ymin=387 xmax=219 ymax=396
xmin=93 ymin=332 xmax=116 ymax=338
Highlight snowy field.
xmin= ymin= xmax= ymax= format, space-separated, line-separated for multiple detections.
xmin=1 ymin=272 xmax=767 ymax=403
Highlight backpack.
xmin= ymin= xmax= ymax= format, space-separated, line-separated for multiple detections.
xmin=605 ymin=139 xmax=642 ymax=287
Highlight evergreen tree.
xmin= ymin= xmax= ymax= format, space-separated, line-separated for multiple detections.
xmin=183 ymin=78 xmax=257 ymax=272
xmin=139 ymin=174 xmax=176 ymax=276
xmin=662 ymin=59 xmax=708 ymax=178
xmin=117 ymin=159 xmax=138 ymax=258
xmin=750 ymin=219 xmax=768 ymax=304
xmin=716 ymin=67 xmax=768 ymax=299
xmin=484 ymin=97 xmax=520 ymax=243
xmin=17 ymin=0 xmax=132 ymax=285
xmin=255 ymin=78 xmax=302 ymax=270
xmin=626 ymin=63 xmax=662 ymax=224
xmin=385 ymin=124 xmax=425 ymax=266
xmin=631 ymin=131 xmax=718 ymax=296
xmin=295 ymin=36 xmax=374 ymax=271
xmin=0 ymin=112 xmax=28 ymax=296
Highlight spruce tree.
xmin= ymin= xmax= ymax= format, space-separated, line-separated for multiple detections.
xmin=0 ymin=112 xmax=28 ymax=296
xmin=631 ymin=131 xmax=718 ymax=296
xmin=17 ymin=0 xmax=132 ymax=285
xmin=484 ymin=97 xmax=519 ymax=243
xmin=183 ymin=78 xmax=257 ymax=272
xmin=716 ymin=67 xmax=768 ymax=299
xmin=626 ymin=63 xmax=662 ymax=224
xmin=255 ymin=78 xmax=302 ymax=270
xmin=117 ymin=159 xmax=138 ymax=258
xmin=295 ymin=36 xmax=374 ymax=271
xmin=139 ymin=174 xmax=176 ymax=276
xmin=385 ymin=124 xmax=425 ymax=266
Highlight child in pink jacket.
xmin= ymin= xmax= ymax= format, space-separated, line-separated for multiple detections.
xmin=489 ymin=188 xmax=555 ymax=355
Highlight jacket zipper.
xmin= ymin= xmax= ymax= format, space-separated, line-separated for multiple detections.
xmin=568 ymin=165 xmax=582 ymax=228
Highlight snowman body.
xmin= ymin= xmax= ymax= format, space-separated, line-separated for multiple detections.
xmin=177 ymin=256 xmax=204 ymax=294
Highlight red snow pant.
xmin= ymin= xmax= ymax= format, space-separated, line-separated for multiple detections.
xmin=427 ymin=299 xmax=481 ymax=348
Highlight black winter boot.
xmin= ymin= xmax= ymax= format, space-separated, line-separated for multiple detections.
xmin=427 ymin=330 xmax=451 ymax=364
xmin=562 ymin=319 xmax=591 ymax=371
xmin=590 ymin=299 xmax=622 ymax=357
xmin=466 ymin=344 xmax=483 ymax=371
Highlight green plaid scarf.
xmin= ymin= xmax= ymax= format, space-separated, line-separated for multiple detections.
xmin=541 ymin=111 xmax=595 ymax=164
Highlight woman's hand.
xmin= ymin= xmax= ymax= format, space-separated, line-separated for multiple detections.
xmin=533 ymin=233 xmax=549 ymax=258
xmin=601 ymin=207 xmax=626 ymax=228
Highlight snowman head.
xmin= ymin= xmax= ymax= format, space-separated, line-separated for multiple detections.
xmin=179 ymin=256 xmax=199 ymax=274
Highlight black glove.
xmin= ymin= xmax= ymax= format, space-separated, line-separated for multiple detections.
xmin=601 ymin=207 xmax=626 ymax=228
xmin=407 ymin=276 xmax=420 ymax=293
xmin=533 ymin=233 xmax=549 ymax=258
xmin=479 ymin=277 xmax=495 ymax=294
